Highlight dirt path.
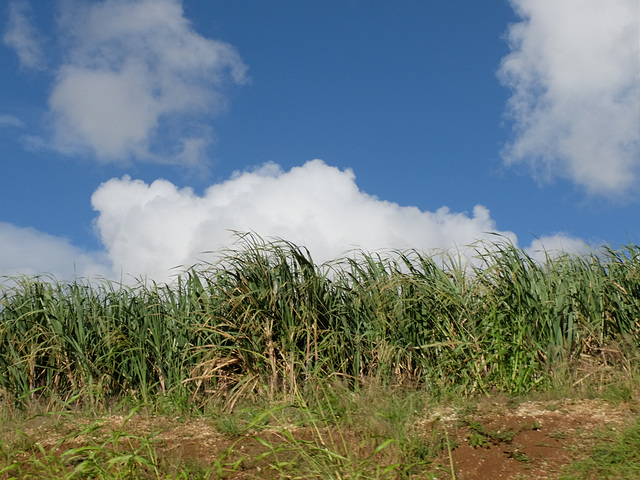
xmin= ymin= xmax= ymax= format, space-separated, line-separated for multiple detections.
xmin=10 ymin=397 xmax=638 ymax=479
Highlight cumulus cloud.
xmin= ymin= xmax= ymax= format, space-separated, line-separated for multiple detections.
xmin=498 ymin=0 xmax=640 ymax=196
xmin=524 ymin=234 xmax=592 ymax=264
xmin=47 ymin=0 xmax=247 ymax=164
xmin=91 ymin=160 xmax=520 ymax=281
xmin=3 ymin=0 xmax=45 ymax=70
xmin=0 ymin=222 xmax=111 ymax=281
xmin=0 ymin=161 xmax=591 ymax=283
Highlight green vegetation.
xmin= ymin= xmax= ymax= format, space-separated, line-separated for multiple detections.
xmin=0 ymin=234 xmax=639 ymax=478
xmin=2 ymin=235 xmax=638 ymax=405
xmin=561 ymin=417 xmax=640 ymax=479
xmin=0 ymin=384 xmax=443 ymax=479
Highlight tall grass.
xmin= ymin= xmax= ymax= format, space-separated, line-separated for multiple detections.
xmin=1 ymin=235 xmax=638 ymax=408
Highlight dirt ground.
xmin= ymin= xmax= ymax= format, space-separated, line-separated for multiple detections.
xmin=9 ymin=397 xmax=639 ymax=479
xmin=425 ymin=397 xmax=638 ymax=479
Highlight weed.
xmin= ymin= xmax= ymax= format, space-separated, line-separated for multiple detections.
xmin=562 ymin=418 xmax=640 ymax=479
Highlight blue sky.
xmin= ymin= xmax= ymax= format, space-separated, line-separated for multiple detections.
xmin=1 ymin=0 xmax=639 ymax=282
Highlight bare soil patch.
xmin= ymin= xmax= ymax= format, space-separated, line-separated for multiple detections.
xmin=427 ymin=398 xmax=638 ymax=479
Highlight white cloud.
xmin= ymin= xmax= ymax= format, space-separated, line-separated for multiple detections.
xmin=47 ymin=0 xmax=247 ymax=164
xmin=498 ymin=0 xmax=640 ymax=196
xmin=3 ymin=0 xmax=45 ymax=70
xmin=524 ymin=234 xmax=592 ymax=264
xmin=0 ymin=222 xmax=111 ymax=281
xmin=0 ymin=114 xmax=24 ymax=128
xmin=91 ymin=160 xmax=520 ymax=281
xmin=0 ymin=161 xmax=592 ymax=283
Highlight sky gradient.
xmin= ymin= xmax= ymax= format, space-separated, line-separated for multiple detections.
xmin=1 ymin=0 xmax=639 ymax=282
